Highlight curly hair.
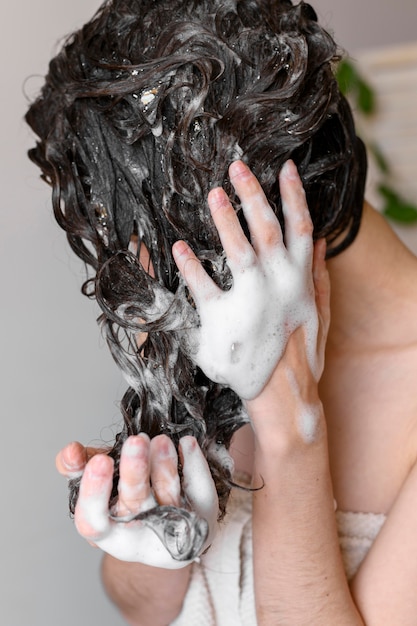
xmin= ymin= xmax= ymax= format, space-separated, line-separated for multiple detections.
xmin=26 ymin=0 xmax=367 ymax=556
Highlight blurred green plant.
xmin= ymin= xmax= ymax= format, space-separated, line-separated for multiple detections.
xmin=336 ymin=58 xmax=417 ymax=224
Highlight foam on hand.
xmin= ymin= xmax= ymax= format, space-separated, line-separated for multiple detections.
xmin=183 ymin=222 xmax=320 ymax=401
xmin=189 ymin=252 xmax=318 ymax=400
xmin=82 ymin=436 xmax=219 ymax=569
xmin=179 ymin=161 xmax=321 ymax=401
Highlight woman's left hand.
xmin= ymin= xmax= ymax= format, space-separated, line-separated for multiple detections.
xmin=173 ymin=159 xmax=330 ymax=402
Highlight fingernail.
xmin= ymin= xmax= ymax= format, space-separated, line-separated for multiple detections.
xmin=152 ymin=434 xmax=176 ymax=460
xmin=208 ymin=187 xmax=228 ymax=209
xmin=172 ymin=240 xmax=189 ymax=257
xmin=123 ymin=435 xmax=148 ymax=458
xmin=89 ymin=454 xmax=111 ymax=478
xmin=229 ymin=160 xmax=249 ymax=178
xmin=281 ymin=159 xmax=299 ymax=180
xmin=179 ymin=436 xmax=197 ymax=456
xmin=62 ymin=445 xmax=83 ymax=472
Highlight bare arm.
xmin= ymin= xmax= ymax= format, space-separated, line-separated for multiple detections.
xmin=173 ymin=160 xmax=417 ymax=624
xmin=101 ymin=555 xmax=191 ymax=626
xmin=350 ymin=457 xmax=417 ymax=625
xmin=248 ymin=341 xmax=363 ymax=625
xmin=244 ymin=164 xmax=417 ymax=625
xmin=175 ymin=160 xmax=364 ymax=624
xmin=227 ymin=161 xmax=363 ymax=624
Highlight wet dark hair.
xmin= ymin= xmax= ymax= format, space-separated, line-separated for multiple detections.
xmin=26 ymin=0 xmax=366 ymax=557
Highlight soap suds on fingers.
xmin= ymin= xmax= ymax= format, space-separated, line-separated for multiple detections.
xmin=85 ymin=436 xmax=217 ymax=568
xmin=180 ymin=162 xmax=320 ymax=400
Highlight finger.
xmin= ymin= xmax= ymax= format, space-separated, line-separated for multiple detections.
xmin=228 ymin=160 xmax=283 ymax=255
xmin=150 ymin=435 xmax=181 ymax=506
xmin=56 ymin=442 xmax=89 ymax=479
xmin=313 ymin=238 xmax=331 ymax=345
xmin=279 ymin=160 xmax=313 ymax=264
xmin=172 ymin=240 xmax=220 ymax=302
xmin=207 ymin=186 xmax=256 ymax=269
xmin=74 ymin=454 xmax=113 ymax=541
xmin=179 ymin=436 xmax=218 ymax=540
xmin=117 ymin=434 xmax=154 ymax=516
xmin=56 ymin=442 xmax=109 ymax=479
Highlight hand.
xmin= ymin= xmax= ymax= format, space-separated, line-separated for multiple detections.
xmin=56 ymin=435 xmax=219 ymax=568
xmin=173 ymin=159 xmax=324 ymax=400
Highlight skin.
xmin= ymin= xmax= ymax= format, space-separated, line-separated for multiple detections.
xmin=175 ymin=159 xmax=322 ymax=399
xmin=70 ymin=434 xmax=218 ymax=567
xmin=57 ymin=161 xmax=417 ymax=625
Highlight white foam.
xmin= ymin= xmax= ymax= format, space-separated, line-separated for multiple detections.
xmin=77 ymin=437 xmax=218 ymax=569
xmin=140 ymin=88 xmax=158 ymax=106
xmin=208 ymin=441 xmax=235 ymax=474
xmin=297 ymin=403 xmax=321 ymax=444
xmin=187 ymin=242 xmax=319 ymax=400
xmin=285 ymin=366 xmax=321 ymax=444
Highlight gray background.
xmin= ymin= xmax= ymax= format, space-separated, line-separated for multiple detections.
xmin=2 ymin=1 xmax=417 ymax=625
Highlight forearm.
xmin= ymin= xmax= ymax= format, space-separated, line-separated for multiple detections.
xmin=250 ymin=404 xmax=364 ymax=626
xmin=101 ymin=554 xmax=191 ymax=626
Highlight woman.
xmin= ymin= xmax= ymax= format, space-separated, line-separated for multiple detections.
xmin=27 ymin=0 xmax=417 ymax=623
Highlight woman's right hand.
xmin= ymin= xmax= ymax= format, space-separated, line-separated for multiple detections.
xmin=56 ymin=434 xmax=219 ymax=569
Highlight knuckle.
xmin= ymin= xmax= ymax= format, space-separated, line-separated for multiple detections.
xmin=295 ymin=211 xmax=313 ymax=237
xmin=119 ymin=479 xmax=146 ymax=500
xmin=262 ymin=227 xmax=281 ymax=248
xmin=229 ymin=246 xmax=257 ymax=271
xmin=153 ymin=477 xmax=180 ymax=506
xmin=300 ymin=221 xmax=314 ymax=237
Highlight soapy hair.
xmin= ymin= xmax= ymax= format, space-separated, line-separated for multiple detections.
xmin=26 ymin=0 xmax=366 ymax=547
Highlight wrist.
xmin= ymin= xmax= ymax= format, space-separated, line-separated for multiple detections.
xmin=246 ymin=373 xmax=325 ymax=449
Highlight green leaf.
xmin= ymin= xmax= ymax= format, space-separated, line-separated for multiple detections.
xmin=357 ymin=79 xmax=376 ymax=115
xmin=379 ymin=184 xmax=417 ymax=223
xmin=336 ymin=59 xmax=376 ymax=115
xmin=336 ymin=60 xmax=417 ymax=229
xmin=336 ymin=59 xmax=359 ymax=96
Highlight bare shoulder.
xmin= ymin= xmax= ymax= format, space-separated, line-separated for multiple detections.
xmin=322 ymin=206 xmax=417 ymax=513
xmin=321 ymin=336 xmax=417 ymax=514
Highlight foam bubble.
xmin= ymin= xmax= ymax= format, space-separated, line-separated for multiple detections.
xmin=188 ymin=250 xmax=318 ymax=400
